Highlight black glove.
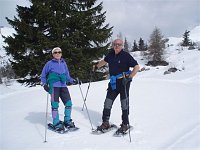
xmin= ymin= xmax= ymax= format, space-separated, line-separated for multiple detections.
xmin=122 ymin=76 xmax=132 ymax=86
xmin=67 ymin=78 xmax=79 ymax=85
xmin=72 ymin=78 xmax=79 ymax=85
xmin=43 ymin=84 xmax=49 ymax=92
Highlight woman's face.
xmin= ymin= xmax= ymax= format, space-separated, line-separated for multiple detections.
xmin=52 ymin=49 xmax=62 ymax=60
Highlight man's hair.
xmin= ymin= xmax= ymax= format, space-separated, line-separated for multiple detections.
xmin=112 ymin=39 xmax=124 ymax=48
xmin=113 ymin=38 xmax=123 ymax=44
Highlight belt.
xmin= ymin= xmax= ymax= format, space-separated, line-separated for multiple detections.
xmin=110 ymin=71 xmax=131 ymax=90
xmin=117 ymin=74 xmax=130 ymax=79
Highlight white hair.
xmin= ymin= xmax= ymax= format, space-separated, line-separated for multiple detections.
xmin=52 ymin=47 xmax=62 ymax=54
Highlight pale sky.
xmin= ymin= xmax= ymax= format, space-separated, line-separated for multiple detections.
xmin=0 ymin=0 xmax=199 ymax=42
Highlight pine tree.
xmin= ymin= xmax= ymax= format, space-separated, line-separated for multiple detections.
xmin=144 ymin=43 xmax=148 ymax=51
xmin=124 ymin=37 xmax=129 ymax=52
xmin=147 ymin=27 xmax=167 ymax=66
xmin=4 ymin=0 xmax=113 ymax=85
xmin=181 ymin=30 xmax=191 ymax=46
xmin=132 ymin=40 xmax=139 ymax=52
xmin=138 ymin=37 xmax=145 ymax=51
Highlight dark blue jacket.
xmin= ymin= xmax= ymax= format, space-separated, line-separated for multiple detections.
xmin=104 ymin=49 xmax=138 ymax=76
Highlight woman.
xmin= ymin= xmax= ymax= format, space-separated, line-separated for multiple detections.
xmin=40 ymin=47 xmax=77 ymax=131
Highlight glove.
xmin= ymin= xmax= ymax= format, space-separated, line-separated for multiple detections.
xmin=67 ymin=78 xmax=79 ymax=85
xmin=43 ymin=84 xmax=49 ymax=92
xmin=72 ymin=78 xmax=79 ymax=85
xmin=122 ymin=76 xmax=132 ymax=86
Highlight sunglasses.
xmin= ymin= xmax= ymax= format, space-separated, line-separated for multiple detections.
xmin=113 ymin=43 xmax=123 ymax=47
xmin=53 ymin=51 xmax=62 ymax=54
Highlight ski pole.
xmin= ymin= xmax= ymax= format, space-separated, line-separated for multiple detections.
xmin=81 ymin=71 xmax=93 ymax=110
xmin=76 ymin=77 xmax=94 ymax=130
xmin=123 ymin=73 xmax=132 ymax=143
xmin=44 ymin=93 xmax=49 ymax=143
xmin=81 ymin=80 xmax=91 ymax=111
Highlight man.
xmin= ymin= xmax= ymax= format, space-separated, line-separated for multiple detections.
xmin=40 ymin=47 xmax=77 ymax=131
xmin=94 ymin=39 xmax=140 ymax=133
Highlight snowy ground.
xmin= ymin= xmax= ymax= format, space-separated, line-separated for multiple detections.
xmin=0 ymin=47 xmax=200 ymax=150
xmin=0 ymin=26 xmax=200 ymax=150
xmin=0 ymin=68 xmax=199 ymax=150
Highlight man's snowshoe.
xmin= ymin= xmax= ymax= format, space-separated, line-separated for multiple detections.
xmin=113 ymin=124 xmax=133 ymax=137
xmin=92 ymin=122 xmax=117 ymax=135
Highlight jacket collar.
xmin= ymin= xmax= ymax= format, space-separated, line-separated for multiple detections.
xmin=52 ymin=58 xmax=64 ymax=62
xmin=111 ymin=49 xmax=124 ymax=56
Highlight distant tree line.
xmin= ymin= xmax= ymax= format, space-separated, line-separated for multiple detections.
xmin=1 ymin=0 xmax=198 ymax=85
xmin=117 ymin=27 xmax=167 ymax=66
xmin=131 ymin=38 xmax=148 ymax=52
xmin=118 ymin=27 xmax=197 ymax=66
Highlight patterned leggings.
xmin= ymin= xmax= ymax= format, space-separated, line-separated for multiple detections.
xmin=50 ymin=87 xmax=72 ymax=125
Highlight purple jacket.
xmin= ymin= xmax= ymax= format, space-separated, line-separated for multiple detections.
xmin=40 ymin=58 xmax=73 ymax=87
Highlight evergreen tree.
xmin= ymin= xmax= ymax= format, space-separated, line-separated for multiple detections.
xmin=144 ymin=42 xmax=148 ymax=51
xmin=138 ymin=37 xmax=145 ymax=51
xmin=181 ymin=30 xmax=191 ymax=46
xmin=124 ymin=37 xmax=129 ymax=52
xmin=132 ymin=40 xmax=139 ymax=52
xmin=4 ymin=0 xmax=113 ymax=85
xmin=147 ymin=27 xmax=166 ymax=63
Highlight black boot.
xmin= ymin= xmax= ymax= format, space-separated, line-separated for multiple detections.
xmin=64 ymin=119 xmax=75 ymax=128
xmin=49 ymin=121 xmax=65 ymax=131
xmin=116 ymin=123 xmax=130 ymax=134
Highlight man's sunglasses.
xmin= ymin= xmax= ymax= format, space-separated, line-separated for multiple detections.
xmin=113 ymin=43 xmax=123 ymax=47
xmin=53 ymin=51 xmax=62 ymax=54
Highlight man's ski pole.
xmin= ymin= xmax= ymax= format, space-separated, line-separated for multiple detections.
xmin=123 ymin=73 xmax=132 ymax=143
xmin=44 ymin=93 xmax=49 ymax=143
xmin=76 ymin=77 xmax=94 ymax=130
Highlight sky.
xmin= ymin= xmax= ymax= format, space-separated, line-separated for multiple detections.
xmin=0 ymin=0 xmax=200 ymax=42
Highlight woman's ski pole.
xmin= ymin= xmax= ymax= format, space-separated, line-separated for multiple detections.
xmin=81 ymin=71 xmax=93 ymax=111
xmin=44 ymin=93 xmax=49 ymax=143
xmin=77 ymin=77 xmax=94 ymax=130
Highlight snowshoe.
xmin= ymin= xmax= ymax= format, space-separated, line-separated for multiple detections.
xmin=64 ymin=120 xmax=79 ymax=132
xmin=113 ymin=124 xmax=133 ymax=137
xmin=92 ymin=122 xmax=117 ymax=135
xmin=48 ymin=121 xmax=68 ymax=134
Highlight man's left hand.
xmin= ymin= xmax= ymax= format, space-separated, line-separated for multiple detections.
xmin=122 ymin=76 xmax=132 ymax=86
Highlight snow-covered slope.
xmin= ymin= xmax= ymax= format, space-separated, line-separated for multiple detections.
xmin=190 ymin=26 xmax=200 ymax=42
xmin=0 ymin=26 xmax=200 ymax=150
xmin=134 ymin=25 xmax=200 ymax=83
xmin=0 ymin=68 xmax=199 ymax=150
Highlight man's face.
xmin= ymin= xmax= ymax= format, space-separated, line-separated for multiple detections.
xmin=113 ymin=39 xmax=123 ymax=54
